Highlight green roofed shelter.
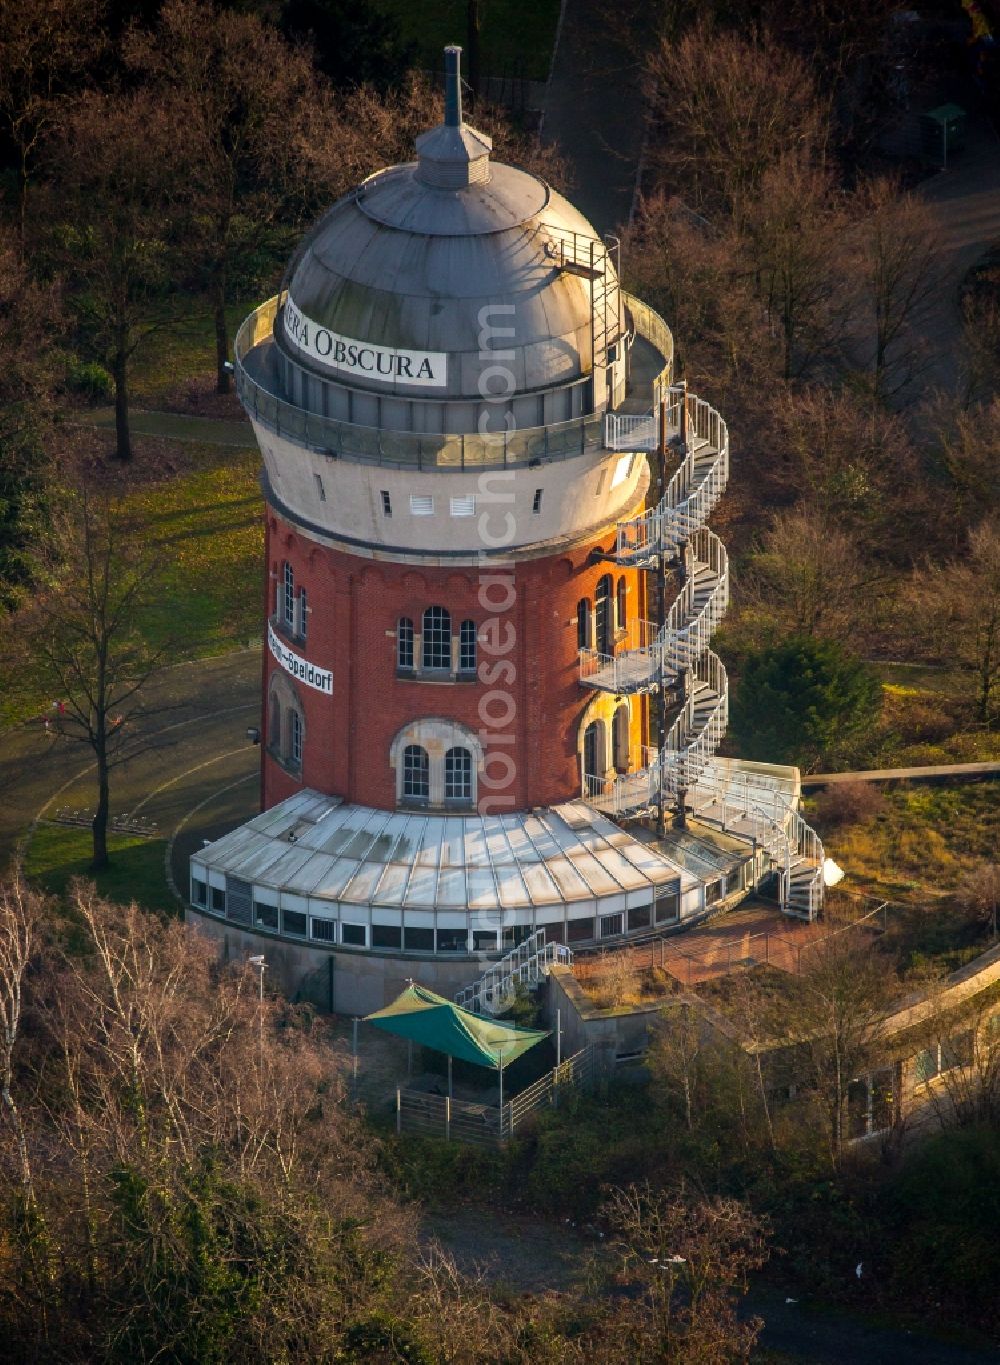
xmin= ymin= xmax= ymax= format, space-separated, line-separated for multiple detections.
xmin=365 ymin=983 xmax=548 ymax=1070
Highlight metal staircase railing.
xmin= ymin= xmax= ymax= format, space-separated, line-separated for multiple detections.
xmin=455 ymin=929 xmax=574 ymax=1016
xmin=537 ymin=224 xmax=622 ymax=377
xmin=586 ymin=381 xmax=826 ymax=921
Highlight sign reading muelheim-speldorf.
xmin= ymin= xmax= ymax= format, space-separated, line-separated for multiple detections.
xmin=268 ymin=623 xmax=333 ymax=694
xmin=284 ymin=296 xmax=447 ymax=388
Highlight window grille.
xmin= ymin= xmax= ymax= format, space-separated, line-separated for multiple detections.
xmin=422 ymin=605 xmax=451 ymax=670
xmin=397 ymin=617 xmax=414 ymax=670
xmin=532 ymin=488 xmax=543 ymax=513
xmin=444 ymin=746 xmax=472 ymax=802
xmin=381 ymin=490 xmax=392 ymax=516
xmin=314 ymin=473 xmax=326 ymax=501
xmin=410 ymin=494 xmax=434 ymax=516
xmin=290 ymin=710 xmax=302 ymax=765
xmin=283 ymin=562 xmax=294 ymax=627
xmin=299 ymin=587 xmax=307 ymax=642
xmin=459 ymin=620 xmax=477 ymax=673
xmin=311 ymin=918 xmax=336 ymax=942
xmin=402 ymin=744 xmax=429 ymax=801
xmin=450 ymin=494 xmax=475 ymax=517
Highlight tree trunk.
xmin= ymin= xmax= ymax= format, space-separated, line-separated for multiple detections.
xmin=112 ymin=341 xmax=132 ymax=463
xmin=214 ymin=267 xmax=230 ymax=395
xmin=92 ymin=736 xmax=110 ymax=871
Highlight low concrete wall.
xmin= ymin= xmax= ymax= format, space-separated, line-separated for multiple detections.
xmin=186 ymin=908 xmax=482 ymax=1016
xmin=545 ymin=964 xmax=676 ymax=1076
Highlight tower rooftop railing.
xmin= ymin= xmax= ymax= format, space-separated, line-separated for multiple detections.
xmin=233 ymin=293 xmax=673 ymax=471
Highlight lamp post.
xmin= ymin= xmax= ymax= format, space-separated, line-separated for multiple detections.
xmin=248 ymin=955 xmax=266 ymax=1057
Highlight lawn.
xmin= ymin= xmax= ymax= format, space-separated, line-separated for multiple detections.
xmin=375 ymin=0 xmax=560 ymax=82
xmin=128 ymin=300 xmax=253 ymax=407
xmin=25 ymin=822 xmax=177 ymax=914
xmin=126 ymin=441 xmax=264 ymax=657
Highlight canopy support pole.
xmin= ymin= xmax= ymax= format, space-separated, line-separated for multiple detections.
xmin=448 ymin=1054 xmax=453 ymax=1099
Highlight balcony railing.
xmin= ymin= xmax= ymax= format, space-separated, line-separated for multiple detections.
xmin=234 ymin=291 xmax=675 ymax=472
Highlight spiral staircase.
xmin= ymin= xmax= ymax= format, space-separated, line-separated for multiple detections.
xmin=582 ymin=386 xmax=827 ymax=921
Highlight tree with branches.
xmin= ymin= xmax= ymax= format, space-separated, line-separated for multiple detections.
xmin=9 ymin=490 xmax=169 ymax=869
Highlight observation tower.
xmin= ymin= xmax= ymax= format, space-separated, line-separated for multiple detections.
xmin=188 ymin=49 xmax=832 ymax=1014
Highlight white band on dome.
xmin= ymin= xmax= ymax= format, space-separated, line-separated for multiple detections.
xmin=284 ymin=297 xmax=447 ymax=388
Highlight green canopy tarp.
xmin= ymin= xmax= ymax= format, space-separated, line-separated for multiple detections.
xmin=365 ymin=983 xmax=548 ymax=1070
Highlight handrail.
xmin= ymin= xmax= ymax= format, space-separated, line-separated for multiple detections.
xmin=234 ymin=296 xmax=606 ymax=471
xmin=583 ymin=369 xmax=826 ymax=920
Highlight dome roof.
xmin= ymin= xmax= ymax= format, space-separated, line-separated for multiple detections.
xmin=278 ymin=56 xmax=612 ymax=404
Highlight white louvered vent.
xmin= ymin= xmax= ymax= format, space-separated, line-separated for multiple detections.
xmin=409 ymin=494 xmax=434 ymax=516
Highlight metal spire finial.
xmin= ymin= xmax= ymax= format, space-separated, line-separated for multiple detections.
xmin=444 ymin=45 xmax=463 ymax=128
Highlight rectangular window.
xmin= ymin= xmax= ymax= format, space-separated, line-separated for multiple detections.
xmin=381 ymin=490 xmax=392 ymax=516
xmin=314 ymin=473 xmax=326 ymax=502
xmin=628 ymin=902 xmax=651 ymax=932
xmin=290 ymin=711 xmax=302 ymax=766
xmin=211 ymin=886 xmax=226 ymax=914
xmin=397 ymin=618 xmax=414 ymax=671
xmin=544 ymin=924 xmax=565 ymax=945
xmin=473 ymin=929 xmax=497 ymax=952
xmin=567 ymin=917 xmax=595 ymax=944
xmin=311 ymin=918 xmax=336 ymax=942
xmin=409 ymin=494 xmax=434 ymax=516
xmin=450 ymin=494 xmax=475 ymax=517
xmin=372 ymin=924 xmax=402 ymax=950
xmin=298 ymin=588 xmax=307 ymax=642
xmin=437 ymin=928 xmax=468 ymax=952
xmin=601 ymin=912 xmax=624 ymax=938
xmin=532 ymin=488 xmax=543 ymax=513
xmin=191 ymin=878 xmax=207 ymax=907
xmin=254 ymin=903 xmax=278 ymax=931
xmin=705 ymin=878 xmax=724 ymax=907
xmin=404 ymin=926 xmax=434 ymax=952
xmin=458 ymin=620 xmax=477 ymax=674
xmin=655 ymin=883 xmax=680 ymax=924
xmin=282 ymin=908 xmax=307 ymax=937
xmin=341 ymin=923 xmax=366 ymax=947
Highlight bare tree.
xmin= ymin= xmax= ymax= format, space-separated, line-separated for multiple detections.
xmin=8 ymin=490 xmax=169 ymax=869
xmin=848 ymin=177 xmax=943 ymax=405
xmin=956 ymin=861 xmax=1000 ymax=943
xmin=598 ymin=1180 xmax=768 ymax=1364
xmin=39 ymin=88 xmax=186 ymax=461
xmin=0 ymin=0 xmax=104 ymax=253
xmin=738 ymin=506 xmax=877 ymax=644
xmin=742 ymin=157 xmax=848 ymax=380
xmin=125 ymin=0 xmax=344 ymax=396
xmin=0 ymin=871 xmax=41 ymax=1208
xmin=795 ymin=932 xmax=897 ymax=1165
xmin=645 ymin=26 xmax=826 ymax=232
xmin=909 ymin=517 xmax=1000 ymax=723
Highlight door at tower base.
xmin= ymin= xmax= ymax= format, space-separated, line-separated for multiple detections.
xmin=267 ymin=623 xmax=333 ymax=694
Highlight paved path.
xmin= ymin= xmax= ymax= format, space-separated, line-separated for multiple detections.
xmin=0 ymin=650 xmax=261 ymax=878
xmin=915 ymin=113 xmax=1000 ymax=393
xmin=541 ymin=0 xmax=646 ymax=233
xmin=803 ymin=760 xmax=1000 ymax=790
xmin=78 ymin=407 xmax=254 ymax=447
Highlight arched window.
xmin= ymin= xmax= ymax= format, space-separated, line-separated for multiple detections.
xmin=290 ymin=709 xmax=303 ymax=766
xmin=397 ymin=617 xmax=414 ymax=671
xmin=298 ymin=586 xmax=308 ymax=642
xmin=402 ymin=744 xmax=429 ymax=802
xmin=459 ymin=620 xmax=477 ymax=674
xmin=616 ymin=576 xmax=627 ymax=634
xmin=422 ymin=605 xmax=451 ymax=670
xmin=595 ymin=574 xmax=613 ymax=655
xmin=282 ymin=561 xmax=295 ymax=628
xmin=583 ymin=719 xmax=604 ymax=798
xmin=613 ymin=703 xmax=630 ymax=774
xmin=444 ymin=747 xmax=473 ymax=804
xmin=577 ymin=598 xmax=592 ymax=650
xmin=269 ymin=694 xmax=281 ymax=751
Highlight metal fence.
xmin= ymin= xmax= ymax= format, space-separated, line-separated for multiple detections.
xmin=395 ymin=1045 xmax=595 ymax=1146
